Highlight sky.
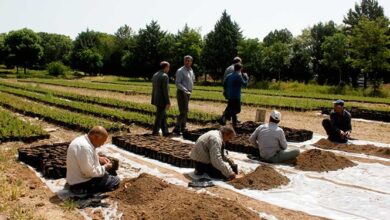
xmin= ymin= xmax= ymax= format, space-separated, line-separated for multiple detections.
xmin=0 ymin=0 xmax=389 ymax=40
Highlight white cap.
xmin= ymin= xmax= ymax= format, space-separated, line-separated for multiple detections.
xmin=271 ymin=110 xmax=281 ymax=121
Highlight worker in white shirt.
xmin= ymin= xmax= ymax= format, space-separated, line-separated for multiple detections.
xmin=66 ymin=126 xmax=120 ymax=194
xmin=249 ymin=110 xmax=300 ymax=163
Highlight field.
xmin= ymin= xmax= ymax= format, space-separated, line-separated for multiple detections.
xmin=0 ymin=76 xmax=389 ymax=219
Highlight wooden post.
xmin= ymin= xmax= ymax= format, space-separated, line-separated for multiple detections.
xmin=255 ymin=108 xmax=266 ymax=122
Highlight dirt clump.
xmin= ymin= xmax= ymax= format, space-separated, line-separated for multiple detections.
xmin=295 ymin=149 xmax=356 ymax=172
xmin=110 ymin=173 xmax=261 ymax=220
xmin=230 ymin=165 xmax=290 ymax=190
xmin=314 ymin=138 xmax=390 ymax=159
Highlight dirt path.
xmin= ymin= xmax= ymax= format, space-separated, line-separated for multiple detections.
xmin=16 ymin=82 xmax=390 ymax=144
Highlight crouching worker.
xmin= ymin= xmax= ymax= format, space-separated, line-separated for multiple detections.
xmin=189 ymin=126 xmax=238 ymax=180
xmin=249 ymin=110 xmax=300 ymax=163
xmin=322 ymin=99 xmax=352 ymax=143
xmin=66 ymin=126 xmax=120 ymax=194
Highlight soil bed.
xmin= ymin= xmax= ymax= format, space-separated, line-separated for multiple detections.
xmin=112 ymin=133 xmax=195 ymax=168
xmin=230 ymin=165 xmax=290 ymax=190
xmin=295 ymin=149 xmax=357 ymax=172
xmin=110 ymin=173 xmax=262 ymax=220
xmin=314 ymin=138 xmax=390 ymax=159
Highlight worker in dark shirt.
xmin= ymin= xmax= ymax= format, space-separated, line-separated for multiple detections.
xmin=322 ymin=99 xmax=352 ymax=143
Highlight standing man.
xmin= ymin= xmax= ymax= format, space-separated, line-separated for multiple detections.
xmin=189 ymin=126 xmax=238 ymax=180
xmin=223 ymin=57 xmax=242 ymax=83
xmin=66 ymin=126 xmax=120 ymax=194
xmin=152 ymin=61 xmax=171 ymax=137
xmin=322 ymin=99 xmax=352 ymax=143
xmin=173 ymin=55 xmax=195 ymax=135
xmin=221 ymin=63 xmax=248 ymax=126
xmin=249 ymin=110 xmax=300 ymax=163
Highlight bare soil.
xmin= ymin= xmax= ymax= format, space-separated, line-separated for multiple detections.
xmin=314 ymin=138 xmax=390 ymax=159
xmin=295 ymin=149 xmax=357 ymax=172
xmin=110 ymin=173 xmax=262 ymax=220
xmin=230 ymin=165 xmax=290 ymax=190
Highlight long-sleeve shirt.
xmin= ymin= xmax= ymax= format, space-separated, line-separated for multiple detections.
xmin=223 ymin=64 xmax=235 ymax=84
xmin=189 ymin=130 xmax=234 ymax=178
xmin=330 ymin=110 xmax=352 ymax=133
xmin=223 ymin=71 xmax=248 ymax=100
xmin=249 ymin=123 xmax=288 ymax=160
xmin=151 ymin=71 xmax=170 ymax=107
xmin=66 ymin=135 xmax=105 ymax=185
xmin=175 ymin=66 xmax=195 ymax=93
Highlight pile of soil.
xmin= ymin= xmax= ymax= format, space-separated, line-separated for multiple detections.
xmin=295 ymin=149 xmax=357 ymax=172
xmin=314 ymin=138 xmax=390 ymax=159
xmin=112 ymin=134 xmax=195 ymax=168
xmin=230 ymin=165 xmax=289 ymax=190
xmin=110 ymin=173 xmax=262 ymax=220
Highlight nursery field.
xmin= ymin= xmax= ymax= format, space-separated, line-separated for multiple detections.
xmin=0 ymin=76 xmax=389 ymax=220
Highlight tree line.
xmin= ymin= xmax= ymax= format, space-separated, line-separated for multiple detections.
xmin=0 ymin=0 xmax=388 ymax=91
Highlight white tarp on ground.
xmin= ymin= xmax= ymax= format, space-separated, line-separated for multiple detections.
xmin=28 ymin=133 xmax=390 ymax=220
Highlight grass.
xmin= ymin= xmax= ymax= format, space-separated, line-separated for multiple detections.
xmin=62 ymin=199 xmax=78 ymax=211
xmin=0 ymin=108 xmax=48 ymax=142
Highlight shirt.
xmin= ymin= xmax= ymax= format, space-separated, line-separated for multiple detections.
xmin=66 ymin=135 xmax=105 ymax=185
xmin=175 ymin=66 xmax=195 ymax=93
xmin=223 ymin=64 xmax=235 ymax=84
xmin=223 ymin=71 xmax=248 ymax=100
xmin=189 ymin=130 xmax=234 ymax=178
xmin=151 ymin=71 xmax=170 ymax=107
xmin=330 ymin=109 xmax=352 ymax=133
xmin=249 ymin=123 xmax=288 ymax=160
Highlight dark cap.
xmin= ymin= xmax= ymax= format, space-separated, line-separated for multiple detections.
xmin=333 ymin=99 xmax=345 ymax=106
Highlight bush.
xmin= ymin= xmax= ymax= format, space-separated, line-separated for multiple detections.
xmin=47 ymin=61 xmax=69 ymax=76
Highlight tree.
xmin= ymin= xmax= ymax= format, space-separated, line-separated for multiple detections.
xmin=38 ymin=32 xmax=72 ymax=67
xmin=320 ymin=33 xmax=349 ymax=85
xmin=343 ymin=0 xmax=386 ymax=31
xmin=114 ymin=25 xmax=136 ymax=75
xmin=309 ymin=21 xmax=338 ymax=84
xmin=262 ymin=42 xmax=291 ymax=81
xmin=289 ymin=29 xmax=313 ymax=83
xmin=3 ymin=28 xmax=43 ymax=74
xmin=133 ymin=21 xmax=174 ymax=79
xmin=202 ymin=10 xmax=242 ymax=79
xmin=237 ymin=38 xmax=263 ymax=80
xmin=78 ymin=49 xmax=103 ymax=75
xmin=0 ymin=33 xmax=6 ymax=65
xmin=348 ymin=17 xmax=390 ymax=95
xmin=263 ymin=28 xmax=293 ymax=46
xmin=173 ymin=25 xmax=203 ymax=74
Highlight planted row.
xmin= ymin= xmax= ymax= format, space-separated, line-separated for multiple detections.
xmin=0 ymin=81 xmax=219 ymax=123
xmin=0 ymin=86 xmax=175 ymax=128
xmin=0 ymin=92 xmax=123 ymax=132
xmin=0 ymin=108 xmax=49 ymax=142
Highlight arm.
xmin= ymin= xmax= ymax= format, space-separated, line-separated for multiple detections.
xmin=240 ymin=74 xmax=248 ymax=87
xmin=175 ymin=69 xmax=189 ymax=93
xmin=162 ymin=75 xmax=170 ymax=105
xmin=209 ymin=139 xmax=235 ymax=178
xmin=279 ymin=130 xmax=288 ymax=150
xmin=249 ymin=127 xmax=259 ymax=148
xmin=77 ymin=147 xmax=106 ymax=178
xmin=345 ymin=113 xmax=352 ymax=133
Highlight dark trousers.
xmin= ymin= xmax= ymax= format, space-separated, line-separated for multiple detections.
xmin=322 ymin=119 xmax=348 ymax=143
xmin=194 ymin=161 xmax=237 ymax=180
xmin=153 ymin=105 xmax=169 ymax=136
xmin=223 ymin=99 xmax=241 ymax=125
xmin=175 ymin=90 xmax=190 ymax=132
xmin=69 ymin=172 xmax=120 ymax=194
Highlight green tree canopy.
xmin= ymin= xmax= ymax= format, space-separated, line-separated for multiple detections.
xmin=343 ymin=0 xmax=386 ymax=31
xmin=263 ymin=28 xmax=293 ymax=46
xmin=262 ymin=42 xmax=291 ymax=81
xmin=237 ymin=38 xmax=263 ymax=80
xmin=38 ymin=32 xmax=72 ymax=66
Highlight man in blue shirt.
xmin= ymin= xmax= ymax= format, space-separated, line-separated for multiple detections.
xmin=322 ymin=99 xmax=352 ymax=143
xmin=221 ymin=63 xmax=248 ymax=126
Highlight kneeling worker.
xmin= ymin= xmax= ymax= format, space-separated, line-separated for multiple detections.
xmin=66 ymin=126 xmax=120 ymax=194
xmin=322 ymin=99 xmax=352 ymax=143
xmin=189 ymin=126 xmax=238 ymax=180
xmin=249 ymin=110 xmax=300 ymax=163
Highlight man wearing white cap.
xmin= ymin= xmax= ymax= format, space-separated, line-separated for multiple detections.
xmin=249 ymin=110 xmax=300 ymax=163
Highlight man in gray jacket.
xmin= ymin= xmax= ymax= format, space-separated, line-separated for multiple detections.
xmin=152 ymin=61 xmax=171 ymax=136
xmin=189 ymin=126 xmax=238 ymax=180
xmin=249 ymin=110 xmax=300 ymax=163
xmin=173 ymin=55 xmax=195 ymax=135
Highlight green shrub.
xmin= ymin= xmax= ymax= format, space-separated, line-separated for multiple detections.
xmin=47 ymin=61 xmax=69 ymax=76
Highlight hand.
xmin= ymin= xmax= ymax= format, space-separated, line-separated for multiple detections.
xmin=340 ymin=130 xmax=346 ymax=137
xmin=166 ymin=103 xmax=171 ymax=110
xmin=243 ymin=72 xmax=248 ymax=78
xmin=104 ymin=162 xmax=113 ymax=170
xmin=99 ymin=156 xmax=110 ymax=165
xmin=235 ymin=173 xmax=245 ymax=179
xmin=345 ymin=131 xmax=351 ymax=138
xmin=226 ymin=158 xmax=234 ymax=166
xmin=228 ymin=173 xmax=236 ymax=180
xmin=185 ymin=91 xmax=191 ymax=95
